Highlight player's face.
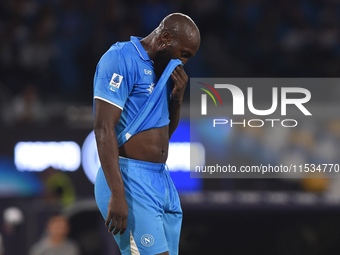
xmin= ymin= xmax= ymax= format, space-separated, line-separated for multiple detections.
xmin=168 ymin=38 xmax=199 ymax=65
xmin=153 ymin=35 xmax=199 ymax=79
xmin=153 ymin=47 xmax=173 ymax=79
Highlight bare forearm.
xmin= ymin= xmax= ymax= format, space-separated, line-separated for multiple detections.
xmin=94 ymin=126 xmax=124 ymax=194
xmin=169 ymin=98 xmax=182 ymax=138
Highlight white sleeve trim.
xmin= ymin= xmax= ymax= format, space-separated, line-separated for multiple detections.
xmin=94 ymin=96 xmax=123 ymax=110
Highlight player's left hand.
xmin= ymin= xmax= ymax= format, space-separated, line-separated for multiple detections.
xmin=171 ymin=65 xmax=188 ymax=102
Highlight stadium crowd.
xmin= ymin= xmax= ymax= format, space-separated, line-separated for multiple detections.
xmin=1 ymin=0 xmax=340 ymax=108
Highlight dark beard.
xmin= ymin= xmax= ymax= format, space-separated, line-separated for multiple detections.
xmin=153 ymin=47 xmax=173 ymax=80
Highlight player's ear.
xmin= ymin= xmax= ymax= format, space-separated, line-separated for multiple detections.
xmin=160 ymin=31 xmax=172 ymax=47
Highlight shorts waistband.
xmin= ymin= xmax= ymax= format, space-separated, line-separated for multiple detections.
xmin=119 ymin=156 xmax=167 ymax=172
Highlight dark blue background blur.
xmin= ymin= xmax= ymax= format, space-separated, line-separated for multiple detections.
xmin=1 ymin=0 xmax=340 ymax=254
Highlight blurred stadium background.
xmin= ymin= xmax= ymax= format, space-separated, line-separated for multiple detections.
xmin=1 ymin=0 xmax=340 ymax=254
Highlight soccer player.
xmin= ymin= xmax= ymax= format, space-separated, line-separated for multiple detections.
xmin=93 ymin=13 xmax=200 ymax=255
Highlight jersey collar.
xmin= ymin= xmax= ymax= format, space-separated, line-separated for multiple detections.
xmin=130 ymin=36 xmax=153 ymax=64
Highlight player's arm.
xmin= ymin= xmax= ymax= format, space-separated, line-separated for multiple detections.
xmin=169 ymin=65 xmax=188 ymax=138
xmin=93 ymin=49 xmax=131 ymax=235
xmin=94 ymin=99 xmax=128 ymax=235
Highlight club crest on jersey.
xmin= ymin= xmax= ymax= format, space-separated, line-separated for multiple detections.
xmin=141 ymin=234 xmax=154 ymax=247
xmin=109 ymin=73 xmax=123 ymax=91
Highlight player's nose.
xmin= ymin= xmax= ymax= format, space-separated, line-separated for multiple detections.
xmin=180 ymin=58 xmax=188 ymax=65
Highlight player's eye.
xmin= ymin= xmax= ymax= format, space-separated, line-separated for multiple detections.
xmin=182 ymin=51 xmax=193 ymax=59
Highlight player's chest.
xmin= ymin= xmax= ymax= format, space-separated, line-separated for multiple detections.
xmin=131 ymin=67 xmax=157 ymax=97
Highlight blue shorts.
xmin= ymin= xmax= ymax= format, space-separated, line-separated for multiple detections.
xmin=94 ymin=157 xmax=182 ymax=255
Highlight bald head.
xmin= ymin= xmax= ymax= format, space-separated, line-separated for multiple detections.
xmin=156 ymin=13 xmax=200 ymax=48
xmin=141 ymin=13 xmax=200 ymax=78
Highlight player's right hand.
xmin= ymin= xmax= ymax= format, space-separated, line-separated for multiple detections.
xmin=106 ymin=193 xmax=128 ymax=235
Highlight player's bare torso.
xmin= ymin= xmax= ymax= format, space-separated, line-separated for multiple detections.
xmin=119 ymin=125 xmax=169 ymax=163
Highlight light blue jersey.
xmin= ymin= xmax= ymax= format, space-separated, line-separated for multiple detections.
xmin=93 ymin=38 xmax=183 ymax=255
xmin=93 ymin=36 xmax=172 ymax=139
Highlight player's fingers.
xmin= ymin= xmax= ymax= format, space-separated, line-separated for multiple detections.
xmin=175 ymin=65 xmax=184 ymax=74
xmin=120 ymin=217 xmax=128 ymax=235
xmin=175 ymin=67 xmax=188 ymax=83
xmin=171 ymin=72 xmax=179 ymax=83
xmin=105 ymin=214 xmax=111 ymax=227
xmin=172 ymin=68 xmax=185 ymax=85
xmin=112 ymin=218 xmax=122 ymax=235
xmin=176 ymin=65 xmax=188 ymax=82
xmin=108 ymin=217 xmax=117 ymax=232
xmin=172 ymin=67 xmax=179 ymax=76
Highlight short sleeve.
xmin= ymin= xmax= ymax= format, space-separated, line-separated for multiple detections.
xmin=93 ymin=48 xmax=132 ymax=110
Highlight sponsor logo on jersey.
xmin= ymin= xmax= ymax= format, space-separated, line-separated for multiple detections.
xmin=147 ymin=83 xmax=154 ymax=93
xmin=144 ymin=69 xmax=152 ymax=75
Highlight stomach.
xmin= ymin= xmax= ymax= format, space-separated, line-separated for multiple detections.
xmin=118 ymin=125 xmax=169 ymax=163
